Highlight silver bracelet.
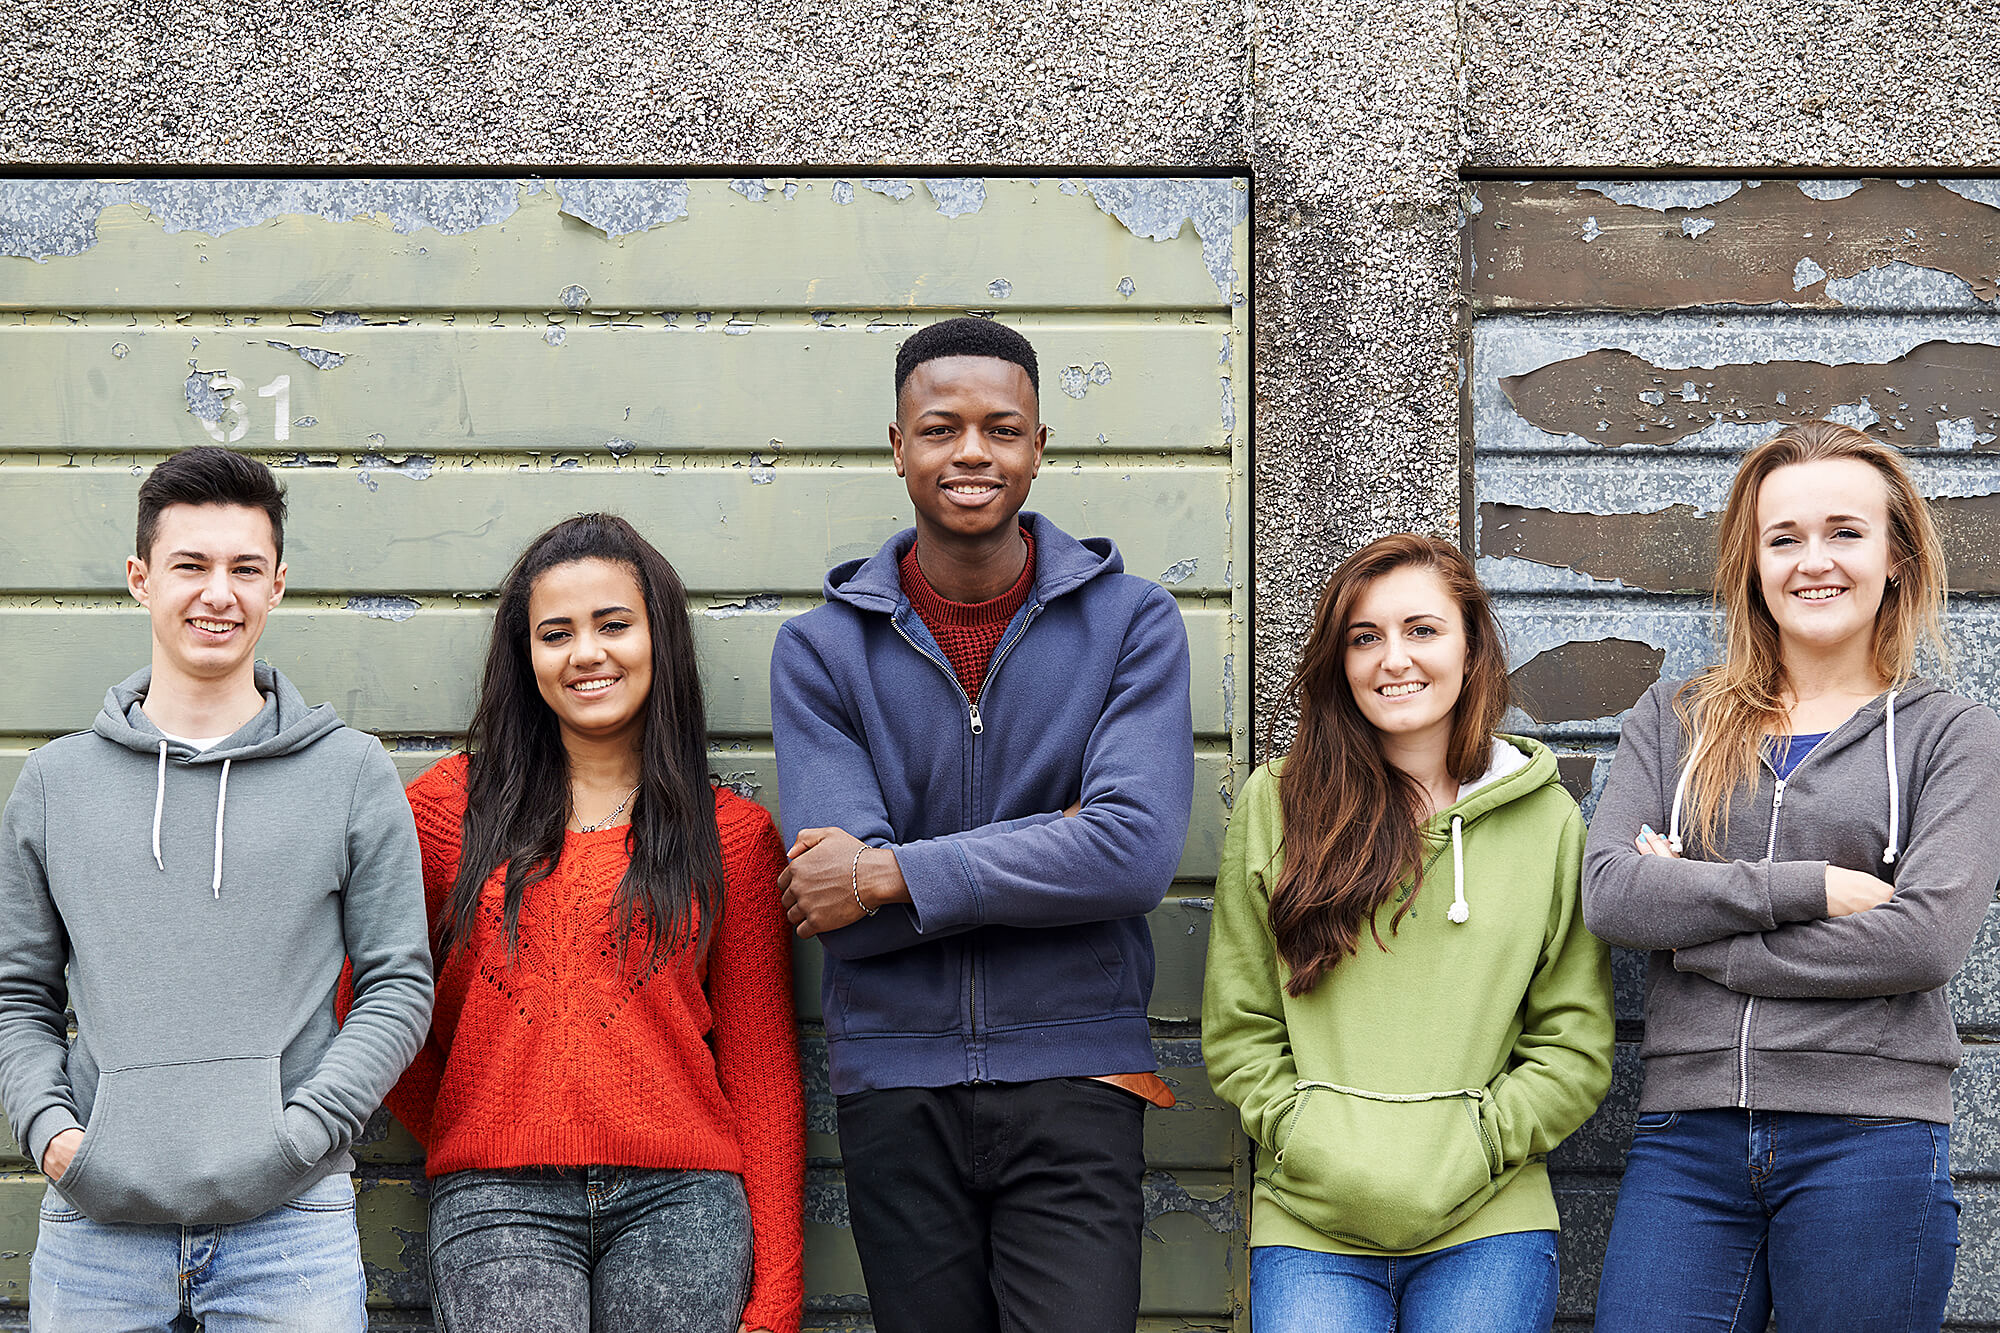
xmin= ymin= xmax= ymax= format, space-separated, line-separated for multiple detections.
xmin=852 ymin=847 xmax=878 ymax=917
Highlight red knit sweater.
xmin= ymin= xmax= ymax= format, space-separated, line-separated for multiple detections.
xmin=900 ymin=530 xmax=1035 ymax=700
xmin=388 ymin=755 xmax=803 ymax=1333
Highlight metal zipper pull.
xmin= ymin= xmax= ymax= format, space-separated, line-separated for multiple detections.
xmin=968 ymin=702 xmax=984 ymax=735
xmin=1772 ymin=777 xmax=1786 ymax=809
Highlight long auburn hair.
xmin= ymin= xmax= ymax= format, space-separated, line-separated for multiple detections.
xmin=440 ymin=514 xmax=725 ymax=967
xmin=1270 ymin=534 xmax=1511 ymax=995
xmin=1674 ymin=422 xmax=1948 ymax=850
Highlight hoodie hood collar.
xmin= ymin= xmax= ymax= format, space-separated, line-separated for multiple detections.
xmin=1665 ymin=679 xmax=1934 ymax=866
xmin=823 ymin=511 xmax=1123 ymax=614
xmin=96 ymin=663 xmax=346 ymax=900
xmin=96 ymin=662 xmax=343 ymax=763
xmin=1425 ymin=736 xmax=1560 ymax=928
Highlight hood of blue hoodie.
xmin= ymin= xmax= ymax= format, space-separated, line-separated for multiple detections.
xmin=821 ymin=510 xmax=1123 ymax=615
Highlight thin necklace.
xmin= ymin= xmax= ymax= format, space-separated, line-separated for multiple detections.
xmin=576 ymin=783 xmax=641 ymax=833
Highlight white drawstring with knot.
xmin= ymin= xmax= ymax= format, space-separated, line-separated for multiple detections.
xmin=1447 ymin=815 xmax=1469 ymax=924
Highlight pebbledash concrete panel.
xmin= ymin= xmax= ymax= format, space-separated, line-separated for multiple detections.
xmin=1468 ymin=178 xmax=2000 ymax=1328
xmin=0 ymin=176 xmax=1253 ymax=1329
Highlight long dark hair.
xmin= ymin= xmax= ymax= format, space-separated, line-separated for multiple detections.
xmin=1268 ymin=534 xmax=1511 ymax=995
xmin=440 ymin=514 xmax=724 ymax=966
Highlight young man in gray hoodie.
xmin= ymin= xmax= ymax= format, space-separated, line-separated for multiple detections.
xmin=0 ymin=447 xmax=433 ymax=1331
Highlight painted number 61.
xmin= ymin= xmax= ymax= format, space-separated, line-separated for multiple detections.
xmin=200 ymin=374 xmax=292 ymax=444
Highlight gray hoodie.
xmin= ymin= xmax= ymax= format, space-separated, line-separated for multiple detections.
xmin=0 ymin=664 xmax=433 ymax=1224
xmin=1583 ymin=678 xmax=2000 ymax=1124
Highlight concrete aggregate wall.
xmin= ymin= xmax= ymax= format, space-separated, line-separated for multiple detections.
xmin=11 ymin=5 xmax=2000 ymax=1330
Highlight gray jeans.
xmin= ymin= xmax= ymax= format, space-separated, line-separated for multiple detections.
xmin=426 ymin=1166 xmax=751 ymax=1333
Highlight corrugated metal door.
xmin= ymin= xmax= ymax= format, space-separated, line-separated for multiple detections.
xmin=0 ymin=175 xmax=1252 ymax=1330
xmin=1466 ymin=177 xmax=2000 ymax=1329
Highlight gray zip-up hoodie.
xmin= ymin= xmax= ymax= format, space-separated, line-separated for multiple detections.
xmin=1583 ymin=678 xmax=2000 ymax=1123
xmin=0 ymin=664 xmax=433 ymax=1224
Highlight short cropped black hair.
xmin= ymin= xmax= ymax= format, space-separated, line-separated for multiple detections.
xmin=137 ymin=447 xmax=289 ymax=563
xmin=894 ymin=316 xmax=1040 ymax=397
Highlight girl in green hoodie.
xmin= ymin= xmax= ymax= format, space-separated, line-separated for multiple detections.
xmin=1203 ymin=534 xmax=1614 ymax=1331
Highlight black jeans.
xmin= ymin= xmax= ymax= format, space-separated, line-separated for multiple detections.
xmin=836 ymin=1079 xmax=1148 ymax=1333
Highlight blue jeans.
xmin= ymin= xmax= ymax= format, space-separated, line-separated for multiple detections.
xmin=1595 ymin=1108 xmax=1958 ymax=1332
xmin=1250 ymin=1230 xmax=1558 ymax=1332
xmin=28 ymin=1171 xmax=366 ymax=1333
xmin=426 ymin=1165 xmax=752 ymax=1333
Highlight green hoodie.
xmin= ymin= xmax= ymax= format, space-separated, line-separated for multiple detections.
xmin=1202 ymin=736 xmax=1614 ymax=1255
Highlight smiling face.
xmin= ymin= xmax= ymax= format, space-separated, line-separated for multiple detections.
xmin=891 ymin=355 xmax=1048 ymax=552
xmin=126 ymin=502 xmax=285 ymax=693
xmin=1754 ymin=457 xmax=1894 ymax=665
xmin=1343 ymin=564 xmax=1469 ymax=756
xmin=527 ymin=558 xmax=654 ymax=752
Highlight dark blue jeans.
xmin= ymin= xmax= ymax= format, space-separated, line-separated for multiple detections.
xmin=1251 ymin=1230 xmax=1559 ymax=1332
xmin=836 ymin=1079 xmax=1148 ymax=1333
xmin=1595 ymin=1108 xmax=1958 ymax=1332
xmin=426 ymin=1166 xmax=751 ymax=1333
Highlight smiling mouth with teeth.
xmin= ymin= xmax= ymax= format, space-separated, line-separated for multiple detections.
xmin=1379 ymin=681 xmax=1428 ymax=697
xmin=190 ymin=618 xmax=237 ymax=633
xmin=570 ymin=678 xmax=618 ymax=694
xmin=1795 ymin=588 xmax=1845 ymax=600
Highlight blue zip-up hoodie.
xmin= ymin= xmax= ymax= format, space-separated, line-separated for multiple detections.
xmin=771 ymin=512 xmax=1195 ymax=1095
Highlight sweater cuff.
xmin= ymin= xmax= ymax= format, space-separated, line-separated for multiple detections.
xmin=26 ymin=1105 xmax=82 ymax=1175
xmin=1768 ymin=860 xmax=1830 ymax=924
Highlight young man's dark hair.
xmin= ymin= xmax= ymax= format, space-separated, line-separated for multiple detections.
xmin=136 ymin=444 xmax=289 ymax=563
xmin=0 ymin=446 xmax=429 ymax=1329
xmin=893 ymin=314 xmax=1040 ymax=396
xmin=772 ymin=317 xmax=1194 ymax=1333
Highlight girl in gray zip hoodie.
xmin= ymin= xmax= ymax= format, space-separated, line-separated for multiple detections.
xmin=1584 ymin=423 xmax=2000 ymax=1333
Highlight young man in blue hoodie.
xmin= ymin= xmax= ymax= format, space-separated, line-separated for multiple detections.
xmin=771 ymin=317 xmax=1195 ymax=1333
xmin=0 ymin=447 xmax=433 ymax=1331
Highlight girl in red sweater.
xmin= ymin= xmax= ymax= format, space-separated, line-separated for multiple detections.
xmin=388 ymin=514 xmax=803 ymax=1333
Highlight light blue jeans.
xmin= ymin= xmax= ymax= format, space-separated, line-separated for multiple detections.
xmin=28 ymin=1171 xmax=367 ymax=1333
xmin=1251 ymin=1230 xmax=1559 ymax=1332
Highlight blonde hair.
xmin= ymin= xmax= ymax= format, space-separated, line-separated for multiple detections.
xmin=1674 ymin=422 xmax=1948 ymax=850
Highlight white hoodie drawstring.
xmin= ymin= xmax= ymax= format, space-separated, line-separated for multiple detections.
xmin=1667 ymin=699 xmax=1904 ymax=865
xmin=151 ymin=741 xmax=168 ymax=871
xmin=1882 ymin=689 xmax=1901 ymax=866
xmin=1666 ymin=730 xmax=1707 ymax=855
xmin=212 ymin=758 xmax=231 ymax=898
xmin=1447 ymin=815 xmax=1469 ymax=923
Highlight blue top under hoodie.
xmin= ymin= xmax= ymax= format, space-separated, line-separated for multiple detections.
xmin=770 ymin=513 xmax=1196 ymax=1095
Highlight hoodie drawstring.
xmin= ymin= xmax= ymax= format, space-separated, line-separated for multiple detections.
xmin=151 ymin=741 xmax=168 ymax=871
xmin=1882 ymin=689 xmax=1901 ymax=866
xmin=1447 ymin=815 xmax=1469 ymax=924
xmin=1666 ymin=697 xmax=1905 ymax=865
xmin=1667 ymin=730 xmax=1706 ymax=856
xmin=212 ymin=759 xmax=231 ymax=898
xmin=148 ymin=744 xmax=233 ymax=898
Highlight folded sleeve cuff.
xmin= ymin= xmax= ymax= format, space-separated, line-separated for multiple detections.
xmin=894 ymin=839 xmax=981 ymax=934
xmin=1768 ymin=859 xmax=1830 ymax=925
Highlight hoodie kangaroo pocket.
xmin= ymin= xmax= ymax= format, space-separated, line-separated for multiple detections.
xmin=1260 ymin=1082 xmax=1502 ymax=1252
xmin=55 ymin=1056 xmax=310 ymax=1225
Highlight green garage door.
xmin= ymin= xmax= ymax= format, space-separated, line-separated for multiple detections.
xmin=0 ymin=175 xmax=1251 ymax=1330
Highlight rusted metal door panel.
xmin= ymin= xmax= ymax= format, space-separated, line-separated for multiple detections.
xmin=1466 ymin=178 xmax=2000 ymax=1330
xmin=0 ymin=176 xmax=1253 ymax=1331
xmin=1467 ymin=179 xmax=2000 ymax=313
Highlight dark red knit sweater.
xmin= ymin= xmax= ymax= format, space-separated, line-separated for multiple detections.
xmin=900 ymin=531 xmax=1036 ymax=699
xmin=387 ymin=755 xmax=803 ymax=1333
